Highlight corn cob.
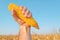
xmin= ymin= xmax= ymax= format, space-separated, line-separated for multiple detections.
xmin=8 ymin=3 xmax=39 ymax=29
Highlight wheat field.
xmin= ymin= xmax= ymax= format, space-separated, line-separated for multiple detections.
xmin=0 ymin=34 xmax=60 ymax=40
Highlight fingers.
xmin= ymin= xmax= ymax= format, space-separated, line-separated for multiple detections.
xmin=20 ymin=6 xmax=27 ymax=15
xmin=12 ymin=9 xmax=24 ymax=25
xmin=20 ymin=6 xmax=32 ymax=18
xmin=25 ymin=10 xmax=32 ymax=17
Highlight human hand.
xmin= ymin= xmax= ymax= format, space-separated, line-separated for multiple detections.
xmin=12 ymin=6 xmax=32 ymax=27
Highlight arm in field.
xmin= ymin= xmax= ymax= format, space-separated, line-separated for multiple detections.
xmin=12 ymin=6 xmax=32 ymax=40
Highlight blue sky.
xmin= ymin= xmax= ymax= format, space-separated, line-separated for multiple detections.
xmin=0 ymin=0 xmax=60 ymax=35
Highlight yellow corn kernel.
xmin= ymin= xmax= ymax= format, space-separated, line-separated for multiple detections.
xmin=8 ymin=3 xmax=39 ymax=29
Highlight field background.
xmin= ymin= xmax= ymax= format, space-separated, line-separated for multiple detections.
xmin=0 ymin=34 xmax=60 ymax=40
xmin=0 ymin=0 xmax=60 ymax=40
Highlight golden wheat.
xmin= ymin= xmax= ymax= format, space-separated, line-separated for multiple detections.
xmin=0 ymin=34 xmax=60 ymax=40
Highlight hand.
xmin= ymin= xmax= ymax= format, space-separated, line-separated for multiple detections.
xmin=12 ymin=6 xmax=32 ymax=27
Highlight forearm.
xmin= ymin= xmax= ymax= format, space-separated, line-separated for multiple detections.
xmin=18 ymin=25 xmax=31 ymax=40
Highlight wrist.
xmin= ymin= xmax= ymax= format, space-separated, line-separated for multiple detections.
xmin=19 ymin=24 xmax=30 ymax=32
xmin=19 ymin=23 xmax=30 ymax=27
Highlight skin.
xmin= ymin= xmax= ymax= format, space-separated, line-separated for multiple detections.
xmin=12 ymin=6 xmax=32 ymax=40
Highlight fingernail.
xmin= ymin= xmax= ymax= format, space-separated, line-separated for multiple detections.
xmin=12 ymin=9 xmax=14 ymax=15
xmin=12 ymin=9 xmax=15 ymax=15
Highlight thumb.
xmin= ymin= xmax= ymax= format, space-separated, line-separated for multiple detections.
xmin=12 ymin=9 xmax=24 ymax=25
xmin=12 ymin=9 xmax=19 ymax=21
